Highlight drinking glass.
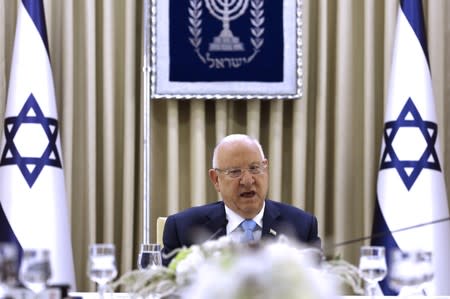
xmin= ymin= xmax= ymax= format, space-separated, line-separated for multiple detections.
xmin=137 ymin=244 xmax=162 ymax=270
xmin=87 ymin=244 xmax=118 ymax=299
xmin=389 ymin=249 xmax=433 ymax=295
xmin=137 ymin=244 xmax=163 ymax=299
xmin=0 ymin=243 xmax=18 ymax=297
xmin=359 ymin=246 xmax=387 ymax=296
xmin=18 ymin=248 xmax=52 ymax=296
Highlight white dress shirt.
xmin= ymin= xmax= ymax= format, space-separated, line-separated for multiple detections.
xmin=224 ymin=201 xmax=265 ymax=243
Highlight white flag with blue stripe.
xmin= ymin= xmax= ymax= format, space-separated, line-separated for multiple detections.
xmin=0 ymin=0 xmax=75 ymax=290
xmin=371 ymin=0 xmax=450 ymax=295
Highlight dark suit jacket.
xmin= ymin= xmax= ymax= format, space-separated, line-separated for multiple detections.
xmin=161 ymin=199 xmax=321 ymax=266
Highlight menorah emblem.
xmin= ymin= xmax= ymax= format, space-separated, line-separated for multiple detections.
xmin=205 ymin=0 xmax=250 ymax=52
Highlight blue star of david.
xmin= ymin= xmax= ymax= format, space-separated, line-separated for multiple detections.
xmin=0 ymin=94 xmax=62 ymax=187
xmin=380 ymin=97 xmax=441 ymax=190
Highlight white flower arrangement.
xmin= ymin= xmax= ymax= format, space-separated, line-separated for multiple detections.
xmin=111 ymin=236 xmax=363 ymax=299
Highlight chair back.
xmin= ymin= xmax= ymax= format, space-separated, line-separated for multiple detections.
xmin=156 ymin=217 xmax=167 ymax=245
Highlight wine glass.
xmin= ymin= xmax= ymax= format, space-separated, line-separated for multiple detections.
xmin=359 ymin=246 xmax=387 ymax=297
xmin=137 ymin=244 xmax=163 ymax=299
xmin=19 ymin=248 xmax=52 ymax=297
xmin=389 ymin=249 xmax=433 ymax=295
xmin=87 ymin=243 xmax=118 ymax=299
xmin=137 ymin=244 xmax=162 ymax=270
xmin=0 ymin=243 xmax=18 ymax=297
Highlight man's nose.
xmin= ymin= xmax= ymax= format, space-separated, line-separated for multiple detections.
xmin=240 ymin=169 xmax=255 ymax=185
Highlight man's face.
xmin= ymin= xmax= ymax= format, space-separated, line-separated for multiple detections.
xmin=209 ymin=139 xmax=269 ymax=219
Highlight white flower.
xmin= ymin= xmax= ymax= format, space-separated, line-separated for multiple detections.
xmin=181 ymin=240 xmax=339 ymax=299
xmin=201 ymin=235 xmax=234 ymax=252
xmin=175 ymin=245 xmax=204 ymax=285
xmin=111 ymin=236 xmax=362 ymax=298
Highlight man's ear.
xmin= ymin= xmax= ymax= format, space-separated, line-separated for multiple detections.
xmin=208 ymin=169 xmax=220 ymax=192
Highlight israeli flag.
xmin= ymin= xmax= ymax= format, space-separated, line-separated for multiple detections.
xmin=0 ymin=0 xmax=75 ymax=290
xmin=371 ymin=0 xmax=450 ymax=295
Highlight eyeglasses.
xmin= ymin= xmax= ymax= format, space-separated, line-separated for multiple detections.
xmin=214 ymin=161 xmax=267 ymax=178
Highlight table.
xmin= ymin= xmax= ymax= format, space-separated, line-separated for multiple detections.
xmin=68 ymin=293 xmax=450 ymax=299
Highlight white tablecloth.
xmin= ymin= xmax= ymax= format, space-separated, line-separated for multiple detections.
xmin=68 ymin=293 xmax=450 ymax=299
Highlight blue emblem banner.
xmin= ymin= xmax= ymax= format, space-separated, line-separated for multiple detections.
xmin=169 ymin=0 xmax=283 ymax=82
xmin=151 ymin=0 xmax=302 ymax=99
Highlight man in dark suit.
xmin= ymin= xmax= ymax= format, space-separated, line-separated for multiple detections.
xmin=162 ymin=134 xmax=320 ymax=266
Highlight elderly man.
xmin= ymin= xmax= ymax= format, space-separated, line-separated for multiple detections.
xmin=161 ymin=134 xmax=320 ymax=266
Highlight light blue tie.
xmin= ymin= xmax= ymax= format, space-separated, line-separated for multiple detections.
xmin=241 ymin=219 xmax=257 ymax=242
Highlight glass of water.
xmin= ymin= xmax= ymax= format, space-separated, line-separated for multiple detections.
xmin=0 ymin=243 xmax=18 ymax=296
xmin=389 ymin=249 xmax=433 ymax=295
xmin=137 ymin=244 xmax=162 ymax=270
xmin=137 ymin=244 xmax=163 ymax=298
xmin=19 ymin=248 xmax=52 ymax=296
xmin=87 ymin=243 xmax=118 ymax=298
xmin=359 ymin=246 xmax=387 ymax=296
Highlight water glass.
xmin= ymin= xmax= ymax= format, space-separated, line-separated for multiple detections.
xmin=389 ymin=249 xmax=433 ymax=295
xmin=0 ymin=243 xmax=18 ymax=297
xmin=87 ymin=243 xmax=118 ymax=298
xmin=137 ymin=244 xmax=162 ymax=270
xmin=19 ymin=248 xmax=52 ymax=295
xmin=359 ymin=246 xmax=387 ymax=296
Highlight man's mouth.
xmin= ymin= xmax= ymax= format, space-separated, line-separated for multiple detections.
xmin=240 ymin=191 xmax=256 ymax=198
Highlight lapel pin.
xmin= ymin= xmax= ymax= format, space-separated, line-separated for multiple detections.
xmin=269 ymin=229 xmax=277 ymax=236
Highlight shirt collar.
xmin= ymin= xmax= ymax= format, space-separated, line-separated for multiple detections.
xmin=224 ymin=201 xmax=265 ymax=234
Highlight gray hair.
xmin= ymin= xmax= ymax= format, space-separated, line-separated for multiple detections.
xmin=211 ymin=134 xmax=265 ymax=168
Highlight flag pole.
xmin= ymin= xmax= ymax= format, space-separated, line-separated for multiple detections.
xmin=142 ymin=0 xmax=152 ymax=246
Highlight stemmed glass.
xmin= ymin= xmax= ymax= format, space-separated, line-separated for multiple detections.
xmin=359 ymin=246 xmax=387 ymax=297
xmin=87 ymin=243 xmax=118 ymax=299
xmin=137 ymin=244 xmax=163 ymax=299
xmin=137 ymin=244 xmax=162 ymax=270
xmin=389 ymin=249 xmax=433 ymax=295
xmin=19 ymin=248 xmax=52 ymax=298
xmin=0 ymin=243 xmax=18 ymax=297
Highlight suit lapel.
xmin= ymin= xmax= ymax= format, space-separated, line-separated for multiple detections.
xmin=203 ymin=201 xmax=227 ymax=240
xmin=262 ymin=200 xmax=280 ymax=239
